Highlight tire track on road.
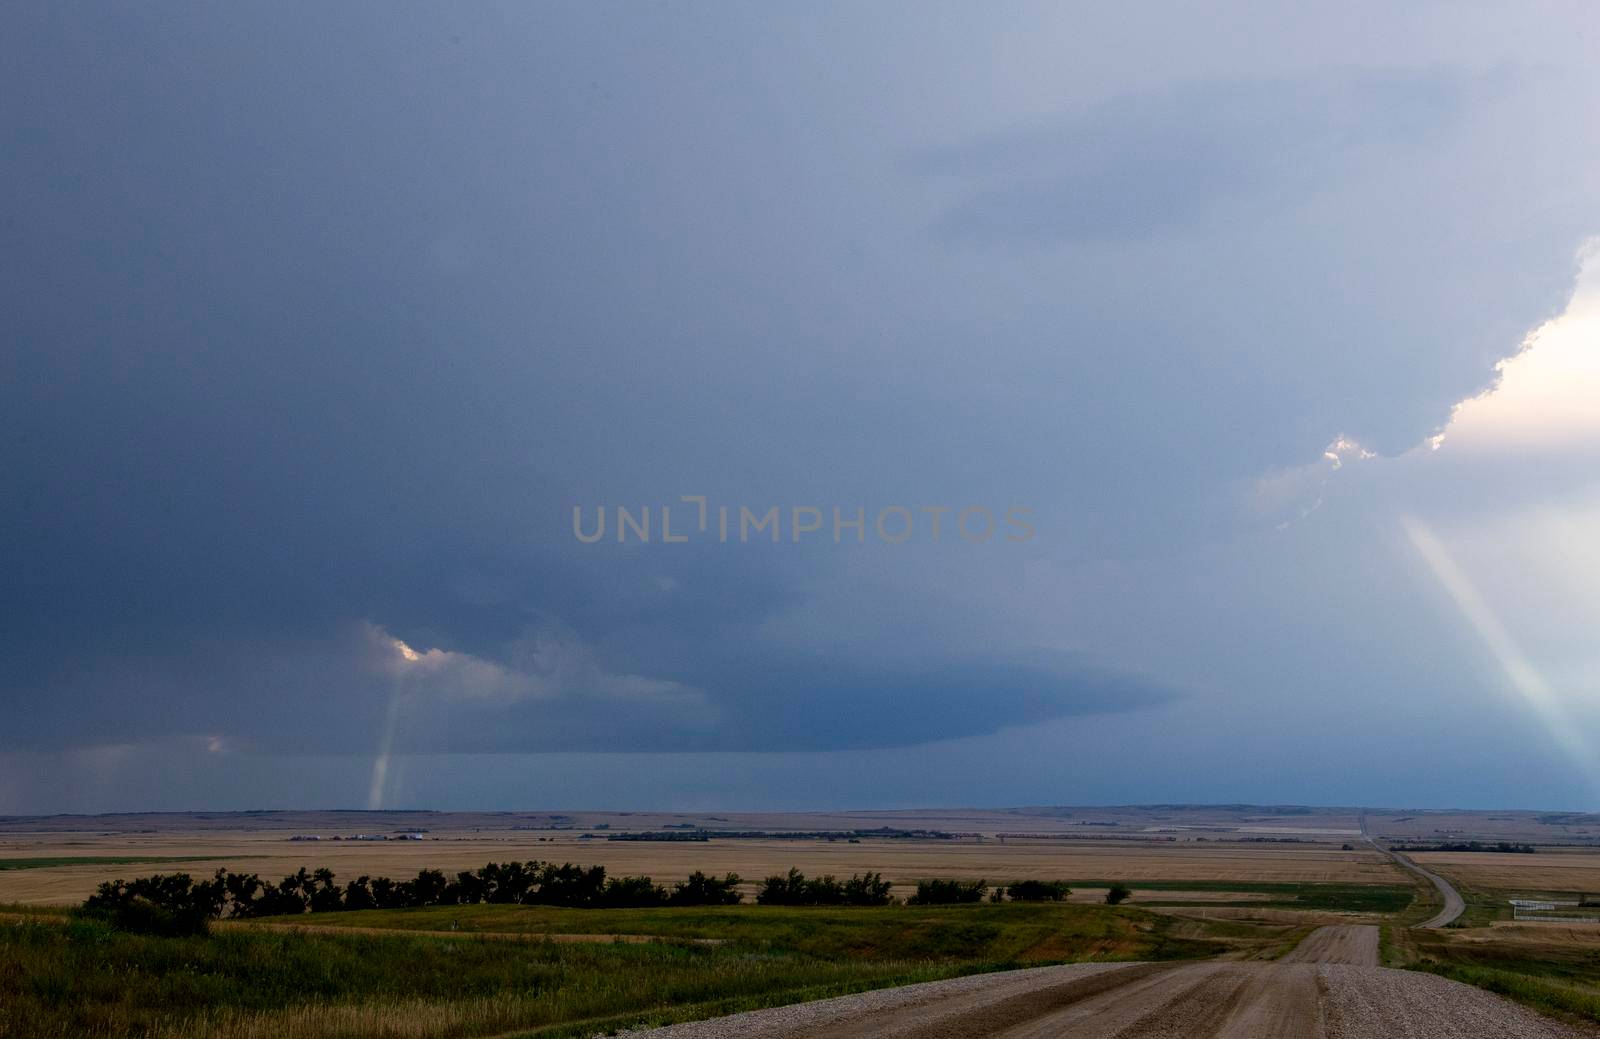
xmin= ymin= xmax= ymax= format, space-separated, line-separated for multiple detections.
xmin=638 ymin=924 xmax=1596 ymax=1037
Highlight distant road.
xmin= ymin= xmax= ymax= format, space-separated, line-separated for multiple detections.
xmin=640 ymin=926 xmax=1592 ymax=1038
xmin=1360 ymin=810 xmax=1467 ymax=928
xmin=1388 ymin=849 xmax=1469 ymax=928
xmin=643 ymin=821 xmax=1488 ymax=1038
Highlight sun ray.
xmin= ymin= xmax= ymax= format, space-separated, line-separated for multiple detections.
xmin=1401 ymin=514 xmax=1600 ymax=795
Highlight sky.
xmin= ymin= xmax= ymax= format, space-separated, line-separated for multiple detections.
xmin=4 ymin=2 xmax=1600 ymax=814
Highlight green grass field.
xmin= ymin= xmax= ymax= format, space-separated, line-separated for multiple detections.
xmin=279 ymin=899 xmax=1251 ymax=960
xmin=1062 ymin=880 xmax=1415 ymax=915
xmin=0 ymin=901 xmax=1268 ymax=1039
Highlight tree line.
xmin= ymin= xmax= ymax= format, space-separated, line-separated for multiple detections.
xmin=84 ymin=860 xmax=743 ymax=934
xmin=750 ymin=871 xmax=1095 ymax=906
xmin=753 ymin=868 xmax=894 ymax=905
xmin=83 ymin=860 xmax=1126 ymax=935
xmin=1402 ymin=841 xmax=1536 ymax=854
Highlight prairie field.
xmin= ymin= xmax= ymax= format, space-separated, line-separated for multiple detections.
xmin=1366 ymin=811 xmax=1600 ymax=844
xmin=1410 ymin=849 xmax=1600 ymax=896
xmin=0 ymin=900 xmax=1281 ymax=1039
xmin=0 ymin=830 xmax=1400 ymax=906
xmin=1390 ymin=916 xmax=1600 ymax=1024
xmin=6 ymin=807 xmax=1587 ymax=1038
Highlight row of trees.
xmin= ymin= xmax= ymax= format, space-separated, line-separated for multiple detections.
xmin=84 ymin=861 xmax=744 ymax=933
xmin=83 ymin=861 xmax=1138 ymax=934
xmin=912 ymin=879 xmax=1133 ymax=905
xmin=1404 ymin=841 xmax=1536 ymax=854
xmin=754 ymin=869 xmax=895 ymax=905
xmin=909 ymin=878 xmax=990 ymax=904
xmin=751 ymin=872 xmax=1097 ymax=906
xmin=1006 ymin=880 xmax=1073 ymax=902
xmin=906 ymin=879 xmax=1085 ymax=904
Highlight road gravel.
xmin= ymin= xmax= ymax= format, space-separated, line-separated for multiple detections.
xmin=634 ymin=925 xmax=1596 ymax=1038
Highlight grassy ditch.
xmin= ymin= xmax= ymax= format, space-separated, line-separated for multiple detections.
xmin=1 ymin=901 xmax=1265 ymax=1038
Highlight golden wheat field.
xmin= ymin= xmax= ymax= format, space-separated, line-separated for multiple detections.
xmin=14 ymin=804 xmax=1593 ymax=907
xmin=1410 ymin=849 xmax=1600 ymax=895
xmin=1 ymin=827 xmax=1401 ymax=905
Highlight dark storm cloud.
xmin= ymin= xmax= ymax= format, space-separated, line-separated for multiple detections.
xmin=1 ymin=619 xmax=1173 ymax=754
xmin=3 ymin=1 xmax=1599 ymax=805
xmin=917 ymin=72 xmax=1482 ymax=243
xmin=0 ymin=2 xmax=1189 ymax=759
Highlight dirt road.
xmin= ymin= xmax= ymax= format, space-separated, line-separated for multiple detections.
xmin=1277 ymin=923 xmax=1379 ymax=965
xmin=1387 ymin=849 xmax=1468 ymax=928
xmin=638 ymin=925 xmax=1595 ymax=1038
xmin=1358 ymin=810 xmax=1466 ymax=928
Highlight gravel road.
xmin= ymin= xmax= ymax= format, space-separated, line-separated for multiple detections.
xmin=1387 ymin=850 xmax=1469 ymax=928
xmin=634 ymin=926 xmax=1597 ymax=1038
xmin=1360 ymin=810 xmax=1467 ymax=928
xmin=1278 ymin=923 xmax=1379 ymax=965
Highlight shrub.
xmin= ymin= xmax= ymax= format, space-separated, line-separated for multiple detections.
xmin=842 ymin=871 xmax=894 ymax=906
xmin=805 ymin=874 xmax=847 ymax=905
xmin=1005 ymin=880 xmax=1070 ymax=902
xmin=907 ymin=879 xmax=987 ymax=905
xmin=538 ymin=863 xmax=610 ymax=907
xmin=670 ymin=871 xmax=743 ymax=906
xmin=756 ymin=868 xmax=809 ymax=905
xmin=600 ymin=875 xmax=670 ymax=908
xmin=256 ymin=870 xmax=311 ymax=916
xmin=308 ymin=868 xmax=345 ymax=912
xmin=1105 ymin=883 xmax=1132 ymax=905
xmin=341 ymin=875 xmax=376 ymax=911
xmin=83 ymin=871 xmax=224 ymax=934
xmin=84 ymin=897 xmax=209 ymax=936
xmin=756 ymin=869 xmax=887 ymax=906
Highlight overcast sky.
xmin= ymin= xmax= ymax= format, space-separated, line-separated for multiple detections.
xmin=5 ymin=2 xmax=1600 ymax=814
